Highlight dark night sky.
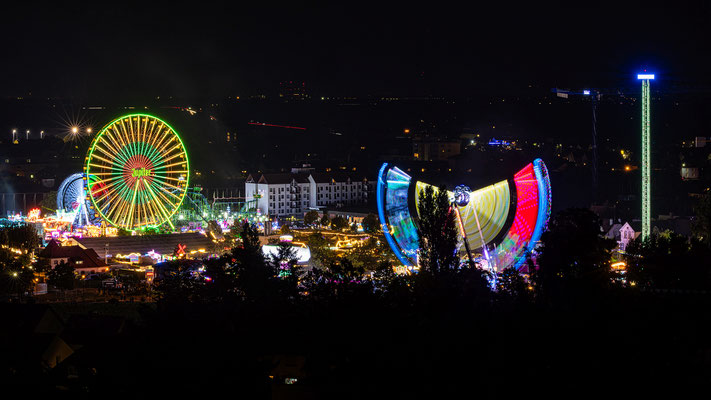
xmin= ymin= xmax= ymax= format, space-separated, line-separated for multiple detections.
xmin=2 ymin=2 xmax=710 ymax=100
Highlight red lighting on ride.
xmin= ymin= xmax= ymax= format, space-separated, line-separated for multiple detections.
xmin=507 ymin=163 xmax=540 ymax=247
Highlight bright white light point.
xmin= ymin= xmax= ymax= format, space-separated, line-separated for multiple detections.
xmin=583 ymin=90 xmax=590 ymax=95
xmin=637 ymin=74 xmax=655 ymax=80
xmin=72 ymin=126 xmax=79 ymax=134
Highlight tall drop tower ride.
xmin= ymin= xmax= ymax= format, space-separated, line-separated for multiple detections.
xmin=638 ymin=73 xmax=654 ymax=239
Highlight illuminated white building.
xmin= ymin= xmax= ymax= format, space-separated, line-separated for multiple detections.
xmin=245 ymin=172 xmax=374 ymax=218
xmin=606 ymin=222 xmax=638 ymax=252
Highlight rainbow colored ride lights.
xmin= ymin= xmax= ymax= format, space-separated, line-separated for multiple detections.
xmin=84 ymin=114 xmax=190 ymax=230
xmin=376 ymin=159 xmax=552 ymax=271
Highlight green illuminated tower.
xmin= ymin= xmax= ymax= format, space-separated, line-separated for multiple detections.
xmin=638 ymin=73 xmax=654 ymax=239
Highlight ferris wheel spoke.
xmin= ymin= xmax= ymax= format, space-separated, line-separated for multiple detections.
xmin=155 ymin=175 xmax=191 ymax=190
xmin=88 ymin=162 xmax=122 ymax=171
xmin=145 ymin=118 xmax=158 ymax=148
xmin=143 ymin=131 xmax=169 ymax=166
xmin=154 ymin=184 xmax=184 ymax=203
xmin=97 ymin=179 xmax=134 ymax=216
xmin=154 ymin=134 xmax=178 ymax=158
xmin=86 ymin=148 xmax=121 ymax=165
xmin=111 ymin=197 xmax=131 ymax=227
xmin=105 ymin=129 xmax=128 ymax=160
xmin=137 ymin=118 xmax=149 ymax=163
xmin=149 ymin=181 xmax=179 ymax=209
xmin=151 ymin=145 xmax=184 ymax=166
xmin=87 ymin=175 xmax=124 ymax=188
xmin=140 ymin=194 xmax=151 ymax=226
xmin=102 ymin=196 xmax=126 ymax=224
xmin=89 ymin=172 xmax=124 ymax=176
xmin=107 ymin=188 xmax=135 ymax=226
xmin=131 ymin=117 xmax=142 ymax=159
xmin=147 ymin=124 xmax=166 ymax=153
xmin=90 ymin=181 xmax=124 ymax=204
xmin=95 ymin=141 xmax=131 ymax=166
xmin=142 ymin=192 xmax=163 ymax=225
xmin=118 ymin=119 xmax=135 ymax=156
xmin=99 ymin=129 xmax=129 ymax=158
xmin=114 ymin=122 xmax=129 ymax=149
xmin=155 ymin=151 xmax=187 ymax=166
xmin=154 ymin=176 xmax=184 ymax=193
xmin=126 ymin=180 xmax=140 ymax=229
xmin=143 ymin=183 xmax=174 ymax=228
xmin=87 ymin=152 xmax=118 ymax=167
xmin=154 ymin=160 xmax=189 ymax=170
xmin=132 ymin=116 xmax=138 ymax=146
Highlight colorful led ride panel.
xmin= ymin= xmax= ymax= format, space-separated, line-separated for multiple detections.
xmin=530 ymin=159 xmax=552 ymax=251
xmin=376 ymin=164 xmax=419 ymax=266
xmin=377 ymin=159 xmax=551 ymax=271
xmin=415 ymin=180 xmax=510 ymax=251
xmin=488 ymin=164 xmax=537 ymax=269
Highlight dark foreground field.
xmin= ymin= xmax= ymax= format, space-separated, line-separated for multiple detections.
xmin=2 ymin=289 xmax=710 ymax=400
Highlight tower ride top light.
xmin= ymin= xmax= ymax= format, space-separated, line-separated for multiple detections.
xmin=638 ymin=72 xmax=653 ymax=239
xmin=583 ymin=90 xmax=591 ymax=95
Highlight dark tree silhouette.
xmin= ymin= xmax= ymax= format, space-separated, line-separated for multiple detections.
xmin=533 ymin=208 xmax=616 ymax=302
xmin=361 ymin=213 xmax=380 ymax=233
xmin=320 ymin=211 xmax=330 ymax=227
xmin=331 ymin=216 xmax=349 ymax=230
xmin=304 ymin=210 xmax=320 ymax=226
xmin=625 ymin=231 xmax=711 ymax=290
xmin=231 ymin=221 xmax=274 ymax=301
xmin=416 ymin=184 xmax=458 ymax=275
xmin=497 ymin=267 xmax=531 ymax=302
xmin=0 ymin=225 xmax=40 ymax=253
xmin=306 ymin=231 xmax=336 ymax=267
xmin=47 ymin=261 xmax=75 ymax=292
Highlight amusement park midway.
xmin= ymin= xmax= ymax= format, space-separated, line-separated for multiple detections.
xmin=0 ymin=110 xmax=561 ymax=302
xmin=4 ymin=2 xmax=711 ymax=396
xmin=3 ymin=81 xmax=711 ymax=398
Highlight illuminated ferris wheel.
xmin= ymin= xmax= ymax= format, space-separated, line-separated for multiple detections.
xmin=84 ymin=114 xmax=189 ymax=230
xmin=57 ymin=173 xmax=99 ymax=226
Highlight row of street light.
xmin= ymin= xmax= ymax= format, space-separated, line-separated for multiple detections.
xmin=11 ymin=129 xmax=45 ymax=140
xmin=9 ymin=126 xmax=93 ymax=142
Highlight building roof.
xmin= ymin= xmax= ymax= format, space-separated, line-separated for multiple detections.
xmin=39 ymin=240 xmax=107 ymax=269
xmin=309 ymin=171 xmax=372 ymax=183
xmin=606 ymin=224 xmax=622 ymax=239
xmin=248 ymin=172 xmax=373 ymax=185
xmin=248 ymin=173 xmax=311 ymax=185
xmin=72 ymin=233 xmax=213 ymax=257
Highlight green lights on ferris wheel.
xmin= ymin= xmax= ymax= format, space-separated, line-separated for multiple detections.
xmin=84 ymin=114 xmax=190 ymax=230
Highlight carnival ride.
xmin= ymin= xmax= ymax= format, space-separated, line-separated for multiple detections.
xmin=376 ymin=159 xmax=552 ymax=271
xmin=84 ymin=114 xmax=190 ymax=230
xmin=172 ymin=188 xmax=259 ymax=228
xmin=19 ymin=113 xmax=263 ymax=240
xmin=57 ymin=173 xmax=100 ymax=227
